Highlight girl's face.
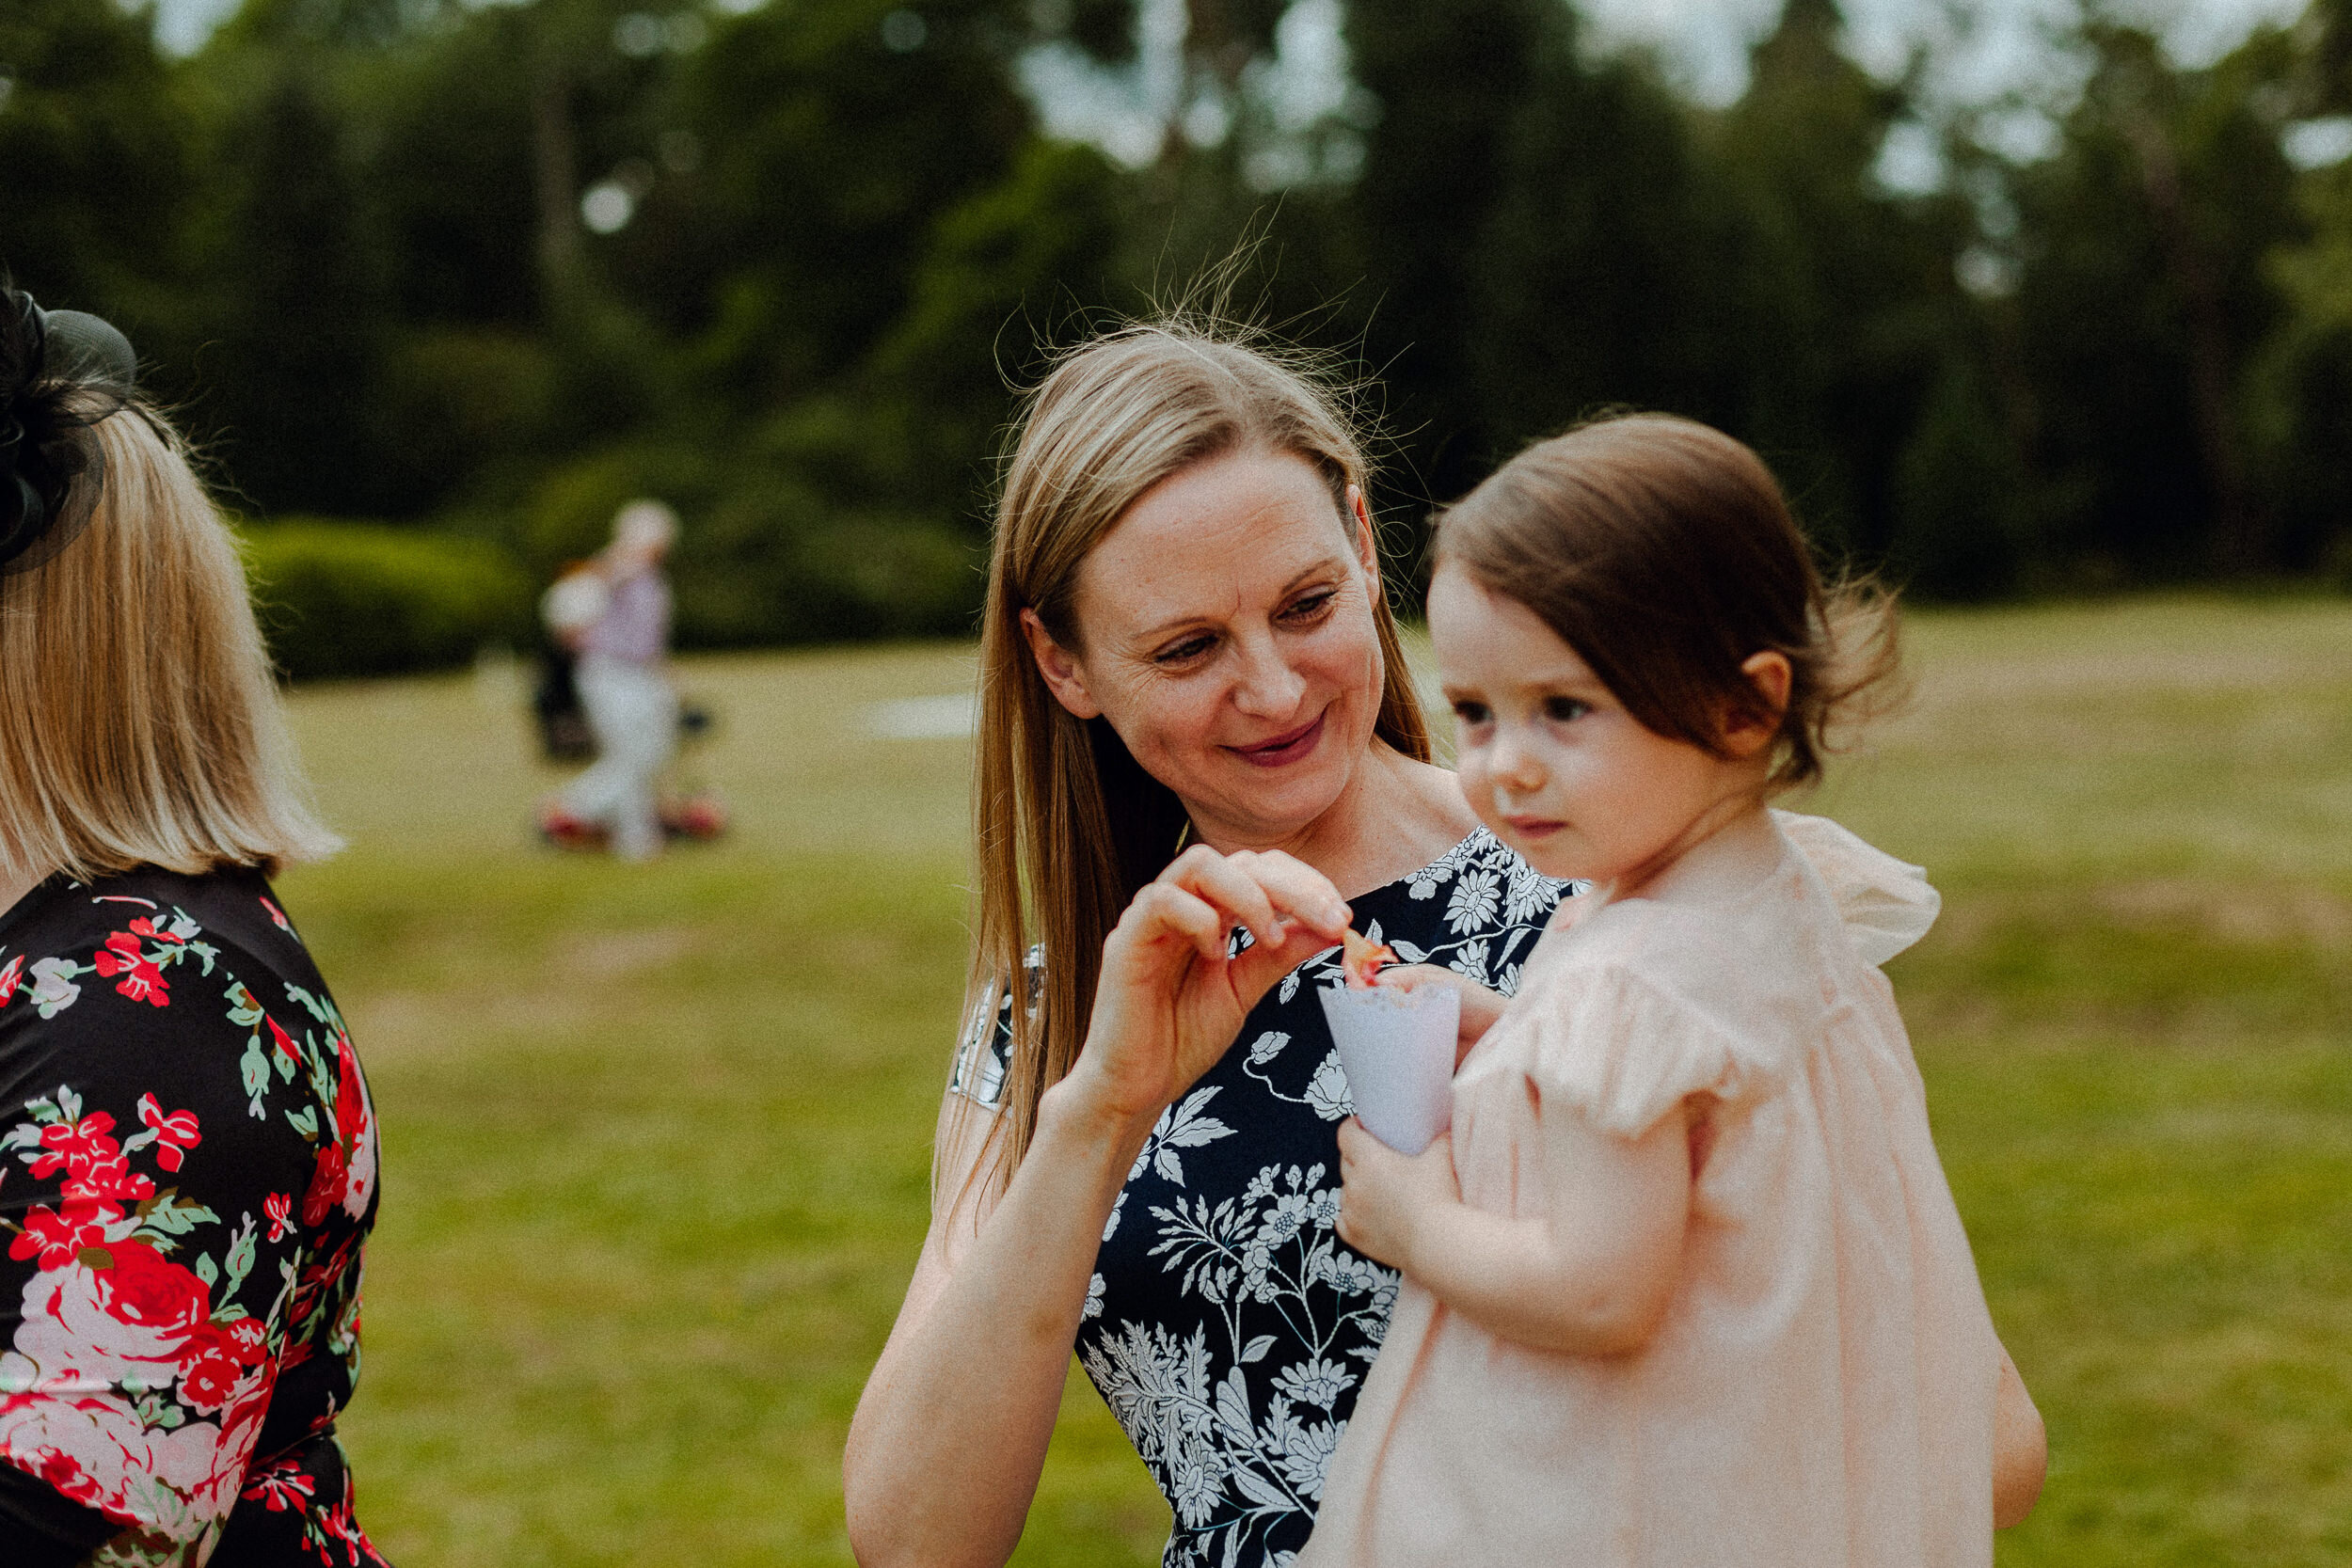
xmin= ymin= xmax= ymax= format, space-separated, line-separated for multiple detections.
xmin=1022 ymin=448 xmax=1388 ymax=848
xmin=1426 ymin=562 xmax=1769 ymax=888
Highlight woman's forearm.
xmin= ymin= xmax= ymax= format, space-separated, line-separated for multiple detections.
xmin=844 ymin=1081 xmax=1152 ymax=1568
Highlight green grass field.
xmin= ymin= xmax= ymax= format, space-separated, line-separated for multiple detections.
xmin=274 ymin=596 xmax=2352 ymax=1566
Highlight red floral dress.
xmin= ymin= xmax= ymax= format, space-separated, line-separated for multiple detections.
xmin=0 ymin=867 xmax=389 ymax=1567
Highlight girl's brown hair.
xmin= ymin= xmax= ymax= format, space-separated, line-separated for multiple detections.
xmin=1437 ymin=413 xmax=1899 ymax=787
xmin=0 ymin=404 xmax=340 ymax=881
xmin=965 ymin=320 xmax=1428 ymax=1187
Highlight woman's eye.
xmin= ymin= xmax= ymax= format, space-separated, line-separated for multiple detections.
xmin=1155 ymin=635 xmax=1215 ymax=665
xmin=1542 ymin=696 xmax=1590 ymax=722
xmin=1280 ymin=590 xmax=1338 ymax=623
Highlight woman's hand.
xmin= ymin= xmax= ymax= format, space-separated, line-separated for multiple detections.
xmin=1374 ymin=964 xmax=1508 ymax=1067
xmin=1994 ymin=1346 xmax=2047 ymax=1528
xmin=1063 ymin=845 xmax=1354 ymax=1132
xmin=1334 ymin=1118 xmax=1460 ymax=1272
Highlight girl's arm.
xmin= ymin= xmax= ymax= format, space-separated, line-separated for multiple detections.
xmin=1994 ymin=1345 xmax=2047 ymax=1528
xmin=844 ymin=847 xmax=1351 ymax=1568
xmin=1335 ymin=1085 xmax=1691 ymax=1356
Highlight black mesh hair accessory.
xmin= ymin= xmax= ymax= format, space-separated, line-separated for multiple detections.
xmin=0 ymin=284 xmax=138 ymax=576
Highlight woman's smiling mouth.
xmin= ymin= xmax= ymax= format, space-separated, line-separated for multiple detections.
xmin=1229 ymin=713 xmax=1327 ymax=768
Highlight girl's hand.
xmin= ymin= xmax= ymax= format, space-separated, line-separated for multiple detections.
xmin=1334 ymin=1117 xmax=1461 ymax=1272
xmin=1375 ymin=964 xmax=1508 ymax=1067
xmin=1065 ymin=845 xmax=1353 ymax=1133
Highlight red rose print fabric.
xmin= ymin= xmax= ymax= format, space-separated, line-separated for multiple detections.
xmin=0 ymin=867 xmax=389 ymax=1567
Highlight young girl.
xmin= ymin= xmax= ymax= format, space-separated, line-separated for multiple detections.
xmin=1299 ymin=414 xmax=2045 ymax=1566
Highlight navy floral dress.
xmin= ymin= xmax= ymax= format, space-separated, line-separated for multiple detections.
xmin=954 ymin=829 xmax=1572 ymax=1568
xmin=0 ymin=867 xmax=388 ymax=1568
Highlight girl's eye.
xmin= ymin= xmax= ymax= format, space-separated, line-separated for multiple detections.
xmin=1452 ymin=700 xmax=1490 ymax=726
xmin=1543 ymin=696 xmax=1590 ymax=723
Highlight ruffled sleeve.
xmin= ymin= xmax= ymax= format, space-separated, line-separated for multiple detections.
xmin=1520 ymin=960 xmax=1770 ymax=1140
xmin=1773 ymin=810 xmax=1942 ymax=967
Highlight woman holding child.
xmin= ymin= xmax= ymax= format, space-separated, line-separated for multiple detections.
xmin=846 ymin=321 xmax=2045 ymax=1566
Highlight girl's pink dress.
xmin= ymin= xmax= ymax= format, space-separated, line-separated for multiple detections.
xmin=1300 ymin=813 xmax=2001 ymax=1568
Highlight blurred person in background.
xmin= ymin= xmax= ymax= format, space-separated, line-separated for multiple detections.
xmin=539 ymin=499 xmax=681 ymax=862
xmin=0 ymin=284 xmax=392 ymax=1566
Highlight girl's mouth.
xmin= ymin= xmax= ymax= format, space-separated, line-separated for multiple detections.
xmin=1503 ymin=815 xmax=1566 ymax=839
xmin=1230 ymin=713 xmax=1327 ymax=768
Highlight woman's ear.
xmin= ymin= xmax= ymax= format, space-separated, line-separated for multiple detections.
xmin=1723 ymin=651 xmax=1793 ymax=758
xmin=1346 ymin=484 xmax=1377 ymax=573
xmin=1020 ymin=608 xmax=1104 ymax=720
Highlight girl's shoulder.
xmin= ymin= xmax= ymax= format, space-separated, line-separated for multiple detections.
xmin=1494 ymin=902 xmax=1806 ymax=1139
xmin=1488 ymin=815 xmax=1938 ymax=1137
xmin=1529 ymin=811 xmax=1937 ymax=996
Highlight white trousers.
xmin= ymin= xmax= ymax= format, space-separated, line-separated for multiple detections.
xmin=563 ymin=655 xmax=678 ymax=861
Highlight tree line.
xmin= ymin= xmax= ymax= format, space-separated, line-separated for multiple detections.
xmin=6 ymin=0 xmax=2351 ymax=657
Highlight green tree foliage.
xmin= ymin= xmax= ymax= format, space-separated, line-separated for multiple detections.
xmin=243 ymin=519 xmax=536 ymax=679
xmin=2001 ymin=21 xmax=2305 ymax=581
xmin=0 ymin=0 xmax=194 ymax=345
xmin=5 ymin=0 xmax=2348 ymax=672
xmin=1342 ymin=0 xmax=1555 ymax=505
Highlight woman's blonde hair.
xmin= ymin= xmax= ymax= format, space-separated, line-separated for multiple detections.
xmin=966 ymin=322 xmax=1428 ymax=1186
xmin=0 ymin=403 xmax=339 ymax=881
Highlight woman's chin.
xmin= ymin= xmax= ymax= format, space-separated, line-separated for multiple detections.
xmin=1184 ymin=754 xmax=1356 ymax=845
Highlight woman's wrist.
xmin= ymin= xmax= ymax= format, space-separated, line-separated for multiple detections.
xmin=1038 ymin=1070 xmax=1159 ymax=1179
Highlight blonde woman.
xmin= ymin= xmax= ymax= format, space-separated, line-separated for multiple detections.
xmin=845 ymin=323 xmax=1554 ymax=1567
xmin=0 ymin=288 xmax=391 ymax=1567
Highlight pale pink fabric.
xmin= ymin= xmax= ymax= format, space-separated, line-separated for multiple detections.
xmin=1300 ymin=814 xmax=2001 ymax=1568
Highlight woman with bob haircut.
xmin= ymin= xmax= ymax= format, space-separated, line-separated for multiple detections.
xmin=0 ymin=285 xmax=392 ymax=1568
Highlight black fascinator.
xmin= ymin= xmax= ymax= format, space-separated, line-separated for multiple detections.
xmin=0 ymin=282 xmax=139 ymax=576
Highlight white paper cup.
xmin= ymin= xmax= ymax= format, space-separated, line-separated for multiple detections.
xmin=1316 ymin=982 xmax=1459 ymax=1154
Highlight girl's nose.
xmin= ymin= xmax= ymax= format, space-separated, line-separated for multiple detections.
xmin=1487 ymin=725 xmax=1546 ymax=795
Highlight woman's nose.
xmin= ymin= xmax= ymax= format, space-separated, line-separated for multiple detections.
xmin=1229 ymin=633 xmax=1307 ymax=718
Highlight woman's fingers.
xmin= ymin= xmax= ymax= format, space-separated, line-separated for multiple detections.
xmin=1157 ymin=846 xmax=1351 ymax=951
xmin=1159 ymin=845 xmax=1280 ymax=949
xmin=1117 ymin=880 xmax=1230 ymax=963
xmin=1225 ymin=920 xmax=1340 ymax=1007
xmin=1233 ymin=850 xmax=1352 ymax=939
